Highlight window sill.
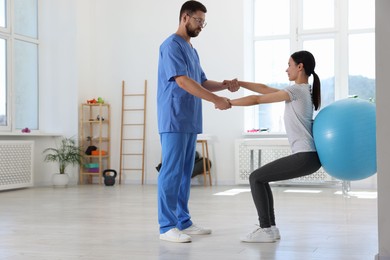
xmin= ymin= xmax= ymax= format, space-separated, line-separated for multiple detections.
xmin=242 ymin=132 xmax=287 ymax=138
xmin=0 ymin=132 xmax=62 ymax=137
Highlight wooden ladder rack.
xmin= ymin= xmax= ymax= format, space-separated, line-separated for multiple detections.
xmin=119 ymin=80 xmax=147 ymax=184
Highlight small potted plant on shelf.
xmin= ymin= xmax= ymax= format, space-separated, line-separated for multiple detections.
xmin=43 ymin=137 xmax=84 ymax=186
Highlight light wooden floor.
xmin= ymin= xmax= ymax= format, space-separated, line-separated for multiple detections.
xmin=0 ymin=184 xmax=377 ymax=260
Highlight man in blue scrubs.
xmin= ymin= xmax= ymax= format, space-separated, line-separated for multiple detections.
xmin=157 ymin=0 xmax=238 ymax=243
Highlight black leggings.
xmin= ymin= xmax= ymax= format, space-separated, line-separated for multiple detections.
xmin=249 ymin=152 xmax=321 ymax=228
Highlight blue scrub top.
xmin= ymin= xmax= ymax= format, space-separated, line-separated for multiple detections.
xmin=157 ymin=34 xmax=207 ymax=134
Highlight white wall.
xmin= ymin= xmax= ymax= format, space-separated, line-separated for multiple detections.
xmin=39 ymin=0 xmax=79 ymax=136
xmin=376 ymin=0 xmax=390 ymax=258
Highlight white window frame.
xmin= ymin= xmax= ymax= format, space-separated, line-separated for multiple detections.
xmin=0 ymin=0 xmax=39 ymax=132
xmin=0 ymin=0 xmax=10 ymax=131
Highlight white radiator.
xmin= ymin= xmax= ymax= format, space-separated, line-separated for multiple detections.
xmin=235 ymin=138 xmax=336 ymax=185
xmin=0 ymin=141 xmax=34 ymax=190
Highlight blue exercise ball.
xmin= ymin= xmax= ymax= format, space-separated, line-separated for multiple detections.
xmin=313 ymin=98 xmax=376 ymax=181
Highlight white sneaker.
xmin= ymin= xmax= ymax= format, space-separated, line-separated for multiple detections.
xmin=181 ymin=224 xmax=212 ymax=235
xmin=240 ymin=227 xmax=276 ymax=243
xmin=271 ymin=226 xmax=281 ymax=240
xmin=160 ymin=228 xmax=192 ymax=243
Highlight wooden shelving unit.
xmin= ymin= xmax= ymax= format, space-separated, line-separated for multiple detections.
xmin=79 ymin=103 xmax=111 ymax=184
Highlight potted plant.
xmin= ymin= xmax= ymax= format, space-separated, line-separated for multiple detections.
xmin=43 ymin=137 xmax=84 ymax=186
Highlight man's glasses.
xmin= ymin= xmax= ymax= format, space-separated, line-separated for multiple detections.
xmin=187 ymin=14 xmax=207 ymax=28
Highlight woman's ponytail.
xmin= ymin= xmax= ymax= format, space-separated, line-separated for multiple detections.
xmin=312 ymin=71 xmax=321 ymax=111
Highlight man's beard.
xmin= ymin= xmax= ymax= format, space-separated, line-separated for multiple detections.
xmin=186 ymin=24 xmax=201 ymax=38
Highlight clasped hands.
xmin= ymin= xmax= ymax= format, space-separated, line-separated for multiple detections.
xmin=215 ymin=78 xmax=239 ymax=110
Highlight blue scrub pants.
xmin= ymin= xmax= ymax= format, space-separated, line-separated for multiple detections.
xmin=158 ymin=132 xmax=197 ymax=234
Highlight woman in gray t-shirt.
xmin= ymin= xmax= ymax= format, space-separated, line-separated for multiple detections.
xmin=228 ymin=50 xmax=322 ymax=243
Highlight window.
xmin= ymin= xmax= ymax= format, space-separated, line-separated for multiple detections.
xmin=245 ymin=0 xmax=375 ymax=133
xmin=0 ymin=0 xmax=39 ymax=131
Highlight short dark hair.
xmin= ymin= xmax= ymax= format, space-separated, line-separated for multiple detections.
xmin=179 ymin=1 xmax=207 ymax=22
